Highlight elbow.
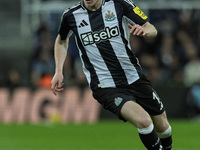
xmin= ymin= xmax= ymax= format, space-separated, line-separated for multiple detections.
xmin=143 ymin=22 xmax=158 ymax=39
xmin=145 ymin=27 xmax=158 ymax=39
xmin=153 ymin=28 xmax=158 ymax=38
xmin=149 ymin=24 xmax=158 ymax=39
xmin=151 ymin=24 xmax=158 ymax=38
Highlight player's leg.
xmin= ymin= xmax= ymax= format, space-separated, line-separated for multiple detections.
xmin=121 ymin=101 xmax=163 ymax=150
xmin=151 ymin=112 xmax=172 ymax=150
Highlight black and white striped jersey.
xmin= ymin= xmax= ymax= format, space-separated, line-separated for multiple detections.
xmin=59 ymin=0 xmax=149 ymax=90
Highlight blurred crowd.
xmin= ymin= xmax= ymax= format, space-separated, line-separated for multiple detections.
xmin=138 ymin=9 xmax=200 ymax=88
xmin=0 ymin=9 xmax=200 ymax=117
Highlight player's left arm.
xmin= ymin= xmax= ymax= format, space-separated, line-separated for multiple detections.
xmin=121 ymin=0 xmax=157 ymax=39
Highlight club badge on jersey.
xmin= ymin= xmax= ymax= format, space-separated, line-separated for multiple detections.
xmin=105 ymin=11 xmax=116 ymax=22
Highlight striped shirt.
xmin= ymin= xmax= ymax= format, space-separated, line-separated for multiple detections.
xmin=59 ymin=0 xmax=149 ymax=90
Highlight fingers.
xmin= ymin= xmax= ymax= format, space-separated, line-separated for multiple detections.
xmin=58 ymin=82 xmax=64 ymax=88
xmin=55 ymin=84 xmax=64 ymax=92
xmin=51 ymin=81 xmax=64 ymax=96
xmin=127 ymin=23 xmax=132 ymax=29
xmin=127 ymin=24 xmax=146 ymax=37
xmin=55 ymin=82 xmax=64 ymax=92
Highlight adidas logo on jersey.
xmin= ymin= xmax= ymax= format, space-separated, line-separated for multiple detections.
xmin=80 ymin=26 xmax=119 ymax=46
xmin=78 ymin=20 xmax=89 ymax=28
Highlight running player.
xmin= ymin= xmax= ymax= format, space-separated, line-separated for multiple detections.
xmin=51 ymin=0 xmax=172 ymax=149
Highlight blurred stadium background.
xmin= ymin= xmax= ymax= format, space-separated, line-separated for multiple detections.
xmin=0 ymin=0 xmax=200 ymax=149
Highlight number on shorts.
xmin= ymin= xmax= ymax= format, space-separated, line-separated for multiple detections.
xmin=153 ymin=91 xmax=163 ymax=110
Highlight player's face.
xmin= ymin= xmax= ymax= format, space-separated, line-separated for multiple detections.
xmin=83 ymin=0 xmax=102 ymax=11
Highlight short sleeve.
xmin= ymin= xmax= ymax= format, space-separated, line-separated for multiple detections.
xmin=58 ymin=12 xmax=71 ymax=40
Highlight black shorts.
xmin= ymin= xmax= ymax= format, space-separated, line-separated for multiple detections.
xmin=92 ymin=75 xmax=165 ymax=121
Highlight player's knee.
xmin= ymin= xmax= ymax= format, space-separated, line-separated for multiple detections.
xmin=137 ymin=116 xmax=152 ymax=129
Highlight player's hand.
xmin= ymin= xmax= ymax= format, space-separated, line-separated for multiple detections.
xmin=51 ymin=73 xmax=64 ymax=95
xmin=127 ymin=23 xmax=146 ymax=37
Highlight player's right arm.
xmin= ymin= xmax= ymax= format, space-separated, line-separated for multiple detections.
xmin=51 ymin=35 xmax=69 ymax=95
xmin=51 ymin=9 xmax=71 ymax=95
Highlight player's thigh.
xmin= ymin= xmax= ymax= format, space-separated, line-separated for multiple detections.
xmin=151 ymin=111 xmax=170 ymax=132
xmin=120 ymin=101 xmax=152 ymax=129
